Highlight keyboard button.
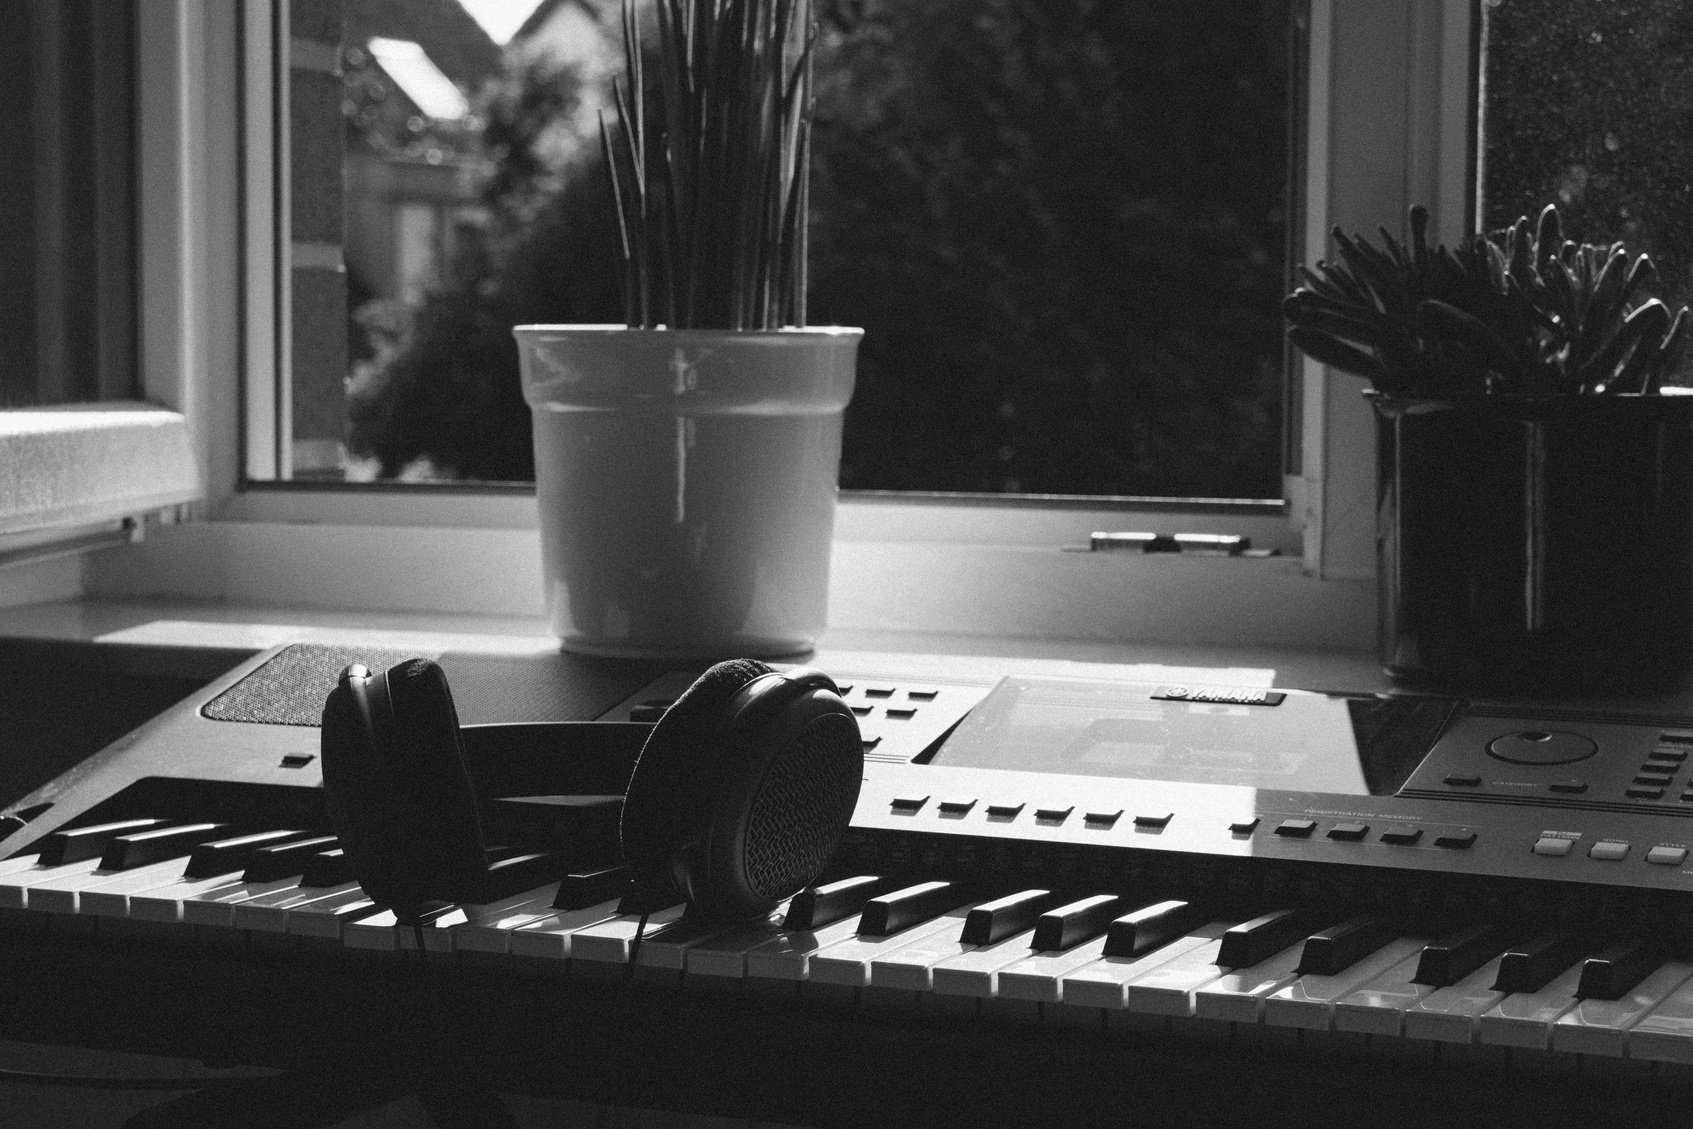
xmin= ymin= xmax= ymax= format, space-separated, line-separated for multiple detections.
xmin=1131 ymin=812 xmax=1172 ymax=829
xmin=1379 ymin=826 xmax=1422 ymax=845
xmin=1272 ymin=819 xmax=1316 ymax=838
xmin=1532 ymin=836 xmax=1573 ymax=857
xmin=1587 ymin=840 xmax=1630 ymax=861
xmin=1325 ymin=822 xmax=1368 ymax=842
xmin=1647 ymin=845 xmax=1689 ymax=866
xmin=1433 ymin=831 xmax=1477 ymax=850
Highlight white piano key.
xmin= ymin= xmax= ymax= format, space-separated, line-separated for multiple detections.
xmin=635 ymin=903 xmax=788 ymax=972
xmin=1401 ymin=955 xmax=1509 ymax=1044
xmin=451 ymin=885 xmax=568 ymax=955
xmin=0 ymin=859 xmax=103 ymax=909
xmin=128 ymin=871 xmax=248 ymax=923
xmin=0 ymin=853 xmax=44 ymax=878
xmin=565 ymin=905 xmax=689 ymax=965
xmin=997 ymin=939 xmax=1123 ymax=1003
xmin=917 ymin=932 xmax=1041 ymax=997
xmin=1061 ymin=924 xmax=1230 ymax=1010
xmin=1552 ymin=960 xmax=1693 ymax=1058
xmin=344 ymin=909 xmax=412 ymax=951
xmin=1626 ymin=969 xmax=1693 ymax=1063
xmin=742 ymin=914 xmax=869 ymax=982
xmin=81 ymin=861 xmax=208 ymax=918
xmin=233 ymin=882 xmax=364 ymax=933
xmin=36 ymin=858 xmax=196 ymax=916
xmin=1477 ymin=962 xmax=1588 ymax=1049
xmin=685 ymin=917 xmax=794 ymax=979
xmin=181 ymin=877 xmax=305 ymax=927
xmin=1192 ymin=943 xmax=1306 ymax=1023
xmin=1332 ymin=943 xmax=1445 ymax=1036
xmin=1262 ymin=938 xmax=1429 ymax=1030
xmin=285 ymin=888 xmax=381 ymax=939
xmin=508 ymin=900 xmax=642 ymax=961
xmin=1122 ymin=925 xmax=1240 ymax=1016
xmin=808 ymin=907 xmax=974 ymax=988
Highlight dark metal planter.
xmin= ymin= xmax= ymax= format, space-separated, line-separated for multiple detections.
xmin=1371 ymin=393 xmax=1693 ymax=697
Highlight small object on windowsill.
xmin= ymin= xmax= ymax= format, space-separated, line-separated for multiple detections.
xmin=1063 ymin=532 xmax=1273 ymax=556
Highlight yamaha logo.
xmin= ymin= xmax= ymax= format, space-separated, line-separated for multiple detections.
xmin=1151 ymin=685 xmax=1287 ymax=707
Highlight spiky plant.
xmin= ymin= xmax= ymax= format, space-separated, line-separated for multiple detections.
xmin=1285 ymin=204 xmax=1689 ymax=396
xmin=600 ymin=0 xmax=816 ymax=330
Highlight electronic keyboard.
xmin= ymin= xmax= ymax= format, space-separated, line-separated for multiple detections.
xmin=7 ymin=643 xmax=1693 ymax=1126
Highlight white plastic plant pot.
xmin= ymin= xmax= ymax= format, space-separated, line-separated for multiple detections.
xmin=514 ymin=325 xmax=861 ymax=660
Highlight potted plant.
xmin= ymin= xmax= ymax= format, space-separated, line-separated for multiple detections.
xmin=513 ymin=0 xmax=861 ymax=659
xmin=1286 ymin=204 xmax=1693 ymax=695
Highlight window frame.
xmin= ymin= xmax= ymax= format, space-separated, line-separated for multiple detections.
xmin=68 ymin=0 xmax=1477 ymax=653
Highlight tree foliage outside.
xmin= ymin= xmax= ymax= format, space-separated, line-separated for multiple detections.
xmin=346 ymin=0 xmax=1290 ymax=495
xmin=1481 ymin=0 xmax=1693 ymax=319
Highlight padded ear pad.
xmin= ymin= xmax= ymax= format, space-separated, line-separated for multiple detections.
xmin=620 ymin=659 xmax=864 ymax=922
xmin=321 ymin=659 xmax=488 ymax=914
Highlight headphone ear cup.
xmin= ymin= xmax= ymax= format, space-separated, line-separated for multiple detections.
xmin=620 ymin=658 xmax=774 ymax=897
xmin=321 ymin=659 xmax=487 ymax=913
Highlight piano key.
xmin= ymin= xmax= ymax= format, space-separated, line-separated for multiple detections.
xmin=906 ymin=930 xmax=1042 ymax=996
xmin=1261 ymin=936 xmax=1429 ymax=1029
xmin=1492 ymin=927 xmax=1594 ymax=994
xmin=553 ymin=866 xmax=629 ymax=910
xmin=686 ymin=916 xmax=798 ymax=979
xmin=630 ymin=913 xmax=765 ymax=972
xmin=37 ymin=819 xmax=170 ymax=866
xmin=182 ymin=876 xmax=312 ymax=927
xmin=810 ymin=904 xmax=977 ymax=988
xmin=184 ymin=829 xmax=307 ymax=879
xmin=1121 ymin=924 xmax=1246 ymax=1015
xmin=1030 ymin=894 xmax=1120 ymax=952
xmin=297 ymin=848 xmax=357 ymax=888
xmin=345 ymin=902 xmax=465 ymax=952
xmin=562 ymin=904 xmax=689 ymax=966
xmin=1331 ymin=944 xmax=1445 ymax=1036
xmin=1061 ymin=924 xmax=1231 ymax=1010
xmin=1552 ymin=959 xmax=1693 ymax=1057
xmin=1192 ymin=942 xmax=1306 ymax=1023
xmin=129 ymin=870 xmax=254 ymax=923
xmin=1622 ymin=968 xmax=1693 ymax=1063
xmin=1413 ymin=921 xmax=1515 ymax=987
xmin=0 ymin=859 xmax=107 ymax=909
xmin=27 ymin=857 xmax=197 ymax=915
xmin=80 ymin=859 xmax=223 ymax=918
xmin=999 ymin=934 xmax=1144 ymax=1004
xmin=507 ymin=900 xmax=653 ymax=962
xmin=233 ymin=881 xmax=364 ymax=933
xmin=284 ymin=888 xmax=385 ymax=939
xmin=1215 ymin=908 xmax=1322 ymax=969
xmin=1294 ymin=916 xmax=1395 ymax=977
xmin=742 ymin=913 xmax=871 ymax=982
xmin=958 ymin=889 xmax=1053 ymax=947
xmin=1401 ymin=955 xmax=1511 ymax=1044
xmin=0 ymin=853 xmax=45 ymax=878
xmin=857 ymin=881 xmax=966 ymax=937
xmin=440 ymin=883 xmax=561 ymax=954
xmin=783 ymin=875 xmax=884 ymax=930
xmin=242 ymin=835 xmax=338 ymax=883
xmin=1477 ymin=961 xmax=1590 ymax=1049
xmin=1576 ymin=938 xmax=1667 ymax=1001
xmin=99 ymin=823 xmax=226 ymax=870
xmin=1102 ymin=899 xmax=1202 ymax=958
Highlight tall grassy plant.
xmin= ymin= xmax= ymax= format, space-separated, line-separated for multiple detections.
xmin=601 ymin=0 xmax=815 ymax=330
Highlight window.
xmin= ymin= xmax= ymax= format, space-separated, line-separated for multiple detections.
xmin=74 ymin=0 xmax=1484 ymax=653
xmin=0 ymin=0 xmax=203 ymax=555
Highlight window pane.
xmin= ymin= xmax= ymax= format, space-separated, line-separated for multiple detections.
xmin=0 ymin=0 xmax=136 ymax=408
xmin=284 ymin=0 xmax=1290 ymax=497
xmin=1480 ymin=0 xmax=1693 ymax=320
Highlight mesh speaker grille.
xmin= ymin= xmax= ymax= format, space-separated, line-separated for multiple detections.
xmin=742 ymin=714 xmax=862 ymax=899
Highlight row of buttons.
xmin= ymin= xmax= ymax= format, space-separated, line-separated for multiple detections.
xmin=887 ymin=796 xmax=1171 ymax=830
xmin=1261 ymin=818 xmax=1475 ymax=850
xmin=1627 ymin=742 xmax=1691 ymax=800
xmin=1532 ymin=835 xmax=1689 ymax=866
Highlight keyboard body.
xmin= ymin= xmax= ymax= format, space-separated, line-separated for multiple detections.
xmin=7 ymin=643 xmax=1693 ymax=1126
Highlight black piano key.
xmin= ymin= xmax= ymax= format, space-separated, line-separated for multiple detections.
xmin=242 ymin=835 xmax=339 ymax=883
xmin=784 ymin=875 xmax=883 ymax=930
xmin=299 ymin=848 xmax=357 ymax=888
xmin=1215 ymin=908 xmax=1321 ymax=969
xmin=1295 ymin=916 xmax=1395 ymax=976
xmin=1492 ymin=928 xmax=1595 ymax=994
xmin=555 ymin=865 xmax=629 ymax=910
xmin=472 ymin=851 xmax=563 ymax=902
xmin=37 ymin=819 xmax=170 ymax=866
xmin=1413 ymin=922 xmax=1514 ymax=987
xmin=186 ymin=829 xmax=309 ymax=879
xmin=1576 ymin=938 xmax=1666 ymax=1001
xmin=959 ymin=888 xmax=1053 ymax=946
xmin=1103 ymin=899 xmax=1202 ymax=958
xmin=858 ymin=881 xmax=963 ymax=937
xmin=1031 ymin=894 xmax=1121 ymax=951
xmin=100 ymin=823 xmax=228 ymax=871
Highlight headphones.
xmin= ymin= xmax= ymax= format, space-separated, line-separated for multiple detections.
xmin=320 ymin=657 xmax=864 ymax=926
